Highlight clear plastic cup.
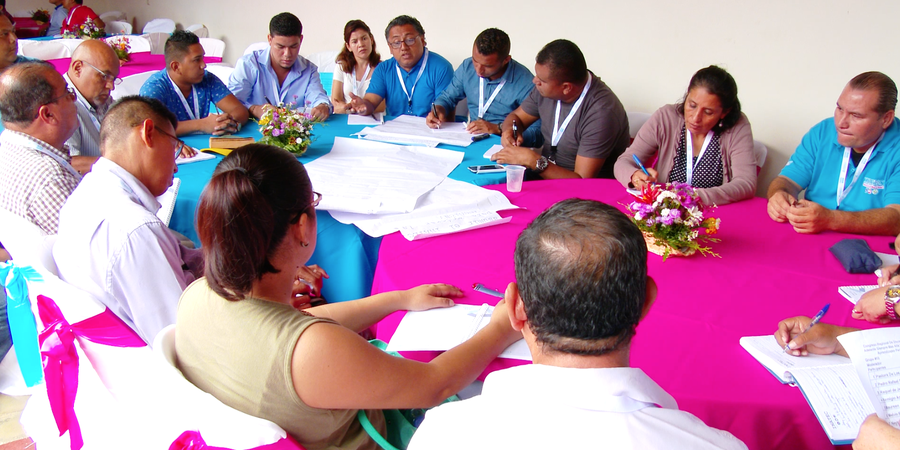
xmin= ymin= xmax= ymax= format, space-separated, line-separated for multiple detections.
xmin=506 ymin=165 xmax=526 ymax=192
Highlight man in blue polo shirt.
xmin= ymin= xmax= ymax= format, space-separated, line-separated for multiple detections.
xmin=348 ymin=15 xmax=452 ymax=118
xmin=767 ymin=72 xmax=900 ymax=236
xmin=425 ymin=28 xmax=540 ymax=146
xmin=228 ymin=12 xmax=331 ymax=121
xmin=140 ymin=31 xmax=248 ymax=136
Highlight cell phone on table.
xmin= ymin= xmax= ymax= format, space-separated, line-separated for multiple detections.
xmin=467 ymin=164 xmax=506 ymax=174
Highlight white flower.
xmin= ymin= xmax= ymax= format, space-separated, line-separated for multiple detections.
xmin=296 ymin=138 xmax=303 ymax=144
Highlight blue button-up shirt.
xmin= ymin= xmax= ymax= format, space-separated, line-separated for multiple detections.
xmin=366 ymin=49 xmax=453 ymax=117
xmin=47 ymin=4 xmax=68 ymax=36
xmin=228 ymin=48 xmax=331 ymax=111
xmin=140 ymin=69 xmax=232 ymax=122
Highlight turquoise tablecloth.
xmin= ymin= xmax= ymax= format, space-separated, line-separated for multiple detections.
xmin=176 ymin=114 xmax=506 ymax=302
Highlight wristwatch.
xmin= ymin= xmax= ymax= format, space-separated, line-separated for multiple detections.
xmin=534 ymin=155 xmax=549 ymax=173
xmin=885 ymin=285 xmax=900 ymax=319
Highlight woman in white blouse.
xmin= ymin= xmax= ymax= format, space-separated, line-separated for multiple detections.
xmin=332 ymin=20 xmax=384 ymax=114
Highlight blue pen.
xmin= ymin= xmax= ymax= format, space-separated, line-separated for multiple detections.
xmin=632 ymin=154 xmax=650 ymax=176
xmin=784 ymin=303 xmax=830 ymax=352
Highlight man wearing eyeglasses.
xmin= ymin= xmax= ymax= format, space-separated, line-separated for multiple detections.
xmin=54 ymin=96 xmax=204 ymax=344
xmin=62 ymin=40 xmax=121 ymax=173
xmin=0 ymin=61 xmax=80 ymax=235
xmin=349 ymin=15 xmax=452 ymax=118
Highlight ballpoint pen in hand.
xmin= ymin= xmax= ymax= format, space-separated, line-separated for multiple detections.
xmin=512 ymin=120 xmax=518 ymax=146
xmin=632 ymin=154 xmax=650 ymax=176
xmin=784 ymin=303 xmax=830 ymax=352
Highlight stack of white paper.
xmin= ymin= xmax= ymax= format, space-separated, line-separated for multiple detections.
xmin=356 ymin=115 xmax=474 ymax=147
xmin=386 ymin=304 xmax=532 ymax=361
xmin=330 ymin=178 xmax=517 ymax=239
xmin=304 ymin=137 xmax=463 ymax=215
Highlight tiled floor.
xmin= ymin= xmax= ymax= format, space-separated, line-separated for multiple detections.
xmin=0 ymin=393 xmax=31 ymax=449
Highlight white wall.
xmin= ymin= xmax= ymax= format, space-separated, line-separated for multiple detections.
xmin=13 ymin=0 xmax=900 ymax=196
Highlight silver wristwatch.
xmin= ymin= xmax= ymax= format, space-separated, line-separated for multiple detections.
xmin=534 ymin=156 xmax=549 ymax=173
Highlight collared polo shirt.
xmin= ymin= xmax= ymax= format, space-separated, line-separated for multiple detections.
xmin=366 ymin=49 xmax=453 ymax=117
xmin=140 ymin=69 xmax=232 ymax=122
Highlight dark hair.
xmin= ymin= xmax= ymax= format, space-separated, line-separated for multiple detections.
xmin=474 ymin=28 xmax=510 ymax=59
xmin=198 ymin=145 xmax=314 ymax=301
xmin=164 ymin=30 xmax=200 ymax=65
xmin=99 ymin=95 xmax=177 ymax=152
xmin=848 ymin=71 xmax=898 ymax=115
xmin=675 ymin=65 xmax=742 ymax=133
xmin=335 ymin=20 xmax=381 ymax=74
xmin=515 ymin=199 xmax=648 ymax=356
xmin=269 ymin=12 xmax=302 ymax=38
xmin=74 ymin=0 xmax=83 ymax=4
xmin=0 ymin=62 xmax=57 ymax=125
xmin=384 ymin=15 xmax=424 ymax=41
xmin=535 ymin=39 xmax=587 ymax=84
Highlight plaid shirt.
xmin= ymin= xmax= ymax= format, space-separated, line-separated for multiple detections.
xmin=0 ymin=130 xmax=81 ymax=234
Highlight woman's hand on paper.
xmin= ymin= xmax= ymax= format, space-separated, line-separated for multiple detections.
xmin=775 ymin=316 xmax=853 ymax=357
xmin=878 ymin=264 xmax=900 ymax=287
xmin=403 ymin=283 xmax=463 ymax=311
xmin=853 ymin=286 xmax=893 ymax=325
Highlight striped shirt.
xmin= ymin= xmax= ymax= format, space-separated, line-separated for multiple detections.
xmin=64 ymin=73 xmax=111 ymax=158
xmin=0 ymin=130 xmax=81 ymax=234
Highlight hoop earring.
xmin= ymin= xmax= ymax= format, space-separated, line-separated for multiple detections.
xmin=301 ymin=241 xmax=309 ymax=247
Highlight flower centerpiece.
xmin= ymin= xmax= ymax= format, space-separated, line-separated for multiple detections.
xmin=30 ymin=9 xmax=50 ymax=24
xmin=104 ymin=37 xmax=131 ymax=64
xmin=257 ymin=102 xmax=321 ymax=156
xmin=625 ymin=182 xmax=721 ymax=260
xmin=62 ymin=19 xmax=105 ymax=40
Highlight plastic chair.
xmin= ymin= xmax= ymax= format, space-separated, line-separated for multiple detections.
xmin=185 ymin=23 xmax=208 ymax=38
xmin=626 ymin=111 xmax=652 ymax=140
xmin=306 ymin=50 xmax=338 ymax=74
xmin=98 ymin=10 xmax=126 ymax=23
xmin=206 ymin=63 xmax=234 ymax=85
xmin=105 ymin=20 xmax=132 ymax=35
xmin=144 ymin=32 xmax=169 ymax=55
xmin=112 ymin=71 xmax=154 ymax=101
xmin=17 ymin=40 xmax=69 ymax=59
xmin=142 ymin=18 xmax=175 ymax=34
xmin=242 ymin=41 xmax=268 ymax=57
xmin=0 ymin=208 xmax=56 ymax=276
xmin=753 ymin=140 xmax=768 ymax=174
xmin=199 ymin=37 xmax=225 ymax=58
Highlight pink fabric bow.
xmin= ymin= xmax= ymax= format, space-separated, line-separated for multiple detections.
xmin=36 ymin=294 xmax=146 ymax=450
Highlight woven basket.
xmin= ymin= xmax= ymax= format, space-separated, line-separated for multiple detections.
xmin=642 ymin=231 xmax=696 ymax=258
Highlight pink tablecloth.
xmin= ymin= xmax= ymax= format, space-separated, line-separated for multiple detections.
xmin=46 ymin=52 xmax=223 ymax=78
xmin=14 ymin=17 xmax=47 ymax=38
xmin=372 ymin=178 xmax=896 ymax=450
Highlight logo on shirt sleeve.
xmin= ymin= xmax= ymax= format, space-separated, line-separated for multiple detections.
xmin=864 ymin=177 xmax=885 ymax=195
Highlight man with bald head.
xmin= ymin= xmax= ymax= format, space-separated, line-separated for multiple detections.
xmin=54 ymin=96 xmax=204 ymax=344
xmin=64 ymin=39 xmax=120 ymax=173
xmin=0 ymin=61 xmax=80 ymax=234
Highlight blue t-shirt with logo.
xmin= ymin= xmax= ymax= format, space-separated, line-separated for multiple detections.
xmin=780 ymin=117 xmax=900 ymax=211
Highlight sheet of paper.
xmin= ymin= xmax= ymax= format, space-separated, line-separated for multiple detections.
xmin=156 ymin=178 xmax=180 ymax=226
xmin=839 ymin=285 xmax=879 ymax=305
xmin=386 ymin=304 xmax=532 ymax=361
xmin=840 ymin=328 xmax=900 ymax=426
xmin=356 ymin=115 xmax=473 ymax=147
xmin=876 ymin=252 xmax=900 ymax=268
xmin=790 ymin=364 xmax=876 ymax=444
xmin=175 ymin=150 xmax=216 ymax=165
xmin=347 ymin=112 xmax=384 ymax=125
xmin=740 ymin=335 xmax=851 ymax=383
xmin=400 ymin=211 xmax=510 ymax=241
xmin=304 ymin=137 xmax=463 ymax=214
xmin=483 ymin=144 xmax=502 ymax=159
xmin=329 ymin=178 xmax=519 ymax=238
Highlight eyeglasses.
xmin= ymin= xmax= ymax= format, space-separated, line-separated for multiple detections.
xmin=44 ymin=87 xmax=76 ymax=105
xmin=308 ymin=191 xmax=322 ymax=210
xmin=388 ymin=35 xmax=420 ymax=49
xmin=153 ymin=125 xmax=186 ymax=157
xmin=80 ymin=60 xmax=123 ymax=86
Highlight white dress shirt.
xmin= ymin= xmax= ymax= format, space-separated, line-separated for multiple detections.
xmin=409 ymin=364 xmax=747 ymax=450
xmin=54 ymin=158 xmax=203 ymax=343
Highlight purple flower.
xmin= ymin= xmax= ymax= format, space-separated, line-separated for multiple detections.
xmin=272 ymin=129 xmax=282 ymax=137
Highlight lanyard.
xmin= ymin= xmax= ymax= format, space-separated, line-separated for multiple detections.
xmin=551 ymin=75 xmax=592 ymax=148
xmin=351 ymin=64 xmax=371 ymax=98
xmin=63 ymin=5 xmax=81 ymax=28
xmin=168 ymin=72 xmax=199 ymax=120
xmin=75 ymin=95 xmax=101 ymax=131
xmin=684 ymin=129 xmax=713 ymax=186
xmin=837 ymin=140 xmax=880 ymax=208
xmin=3 ymin=130 xmax=81 ymax=180
xmin=395 ymin=49 xmax=429 ymax=113
xmin=478 ymin=69 xmax=508 ymax=119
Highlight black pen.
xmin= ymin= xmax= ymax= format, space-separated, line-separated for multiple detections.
xmin=512 ymin=120 xmax=518 ymax=146
xmin=431 ymin=103 xmax=440 ymax=129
